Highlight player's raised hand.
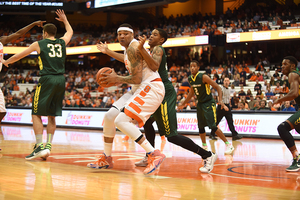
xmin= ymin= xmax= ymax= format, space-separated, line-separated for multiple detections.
xmin=55 ymin=9 xmax=67 ymax=23
xmin=32 ymin=20 xmax=46 ymax=27
xmin=97 ymin=42 xmax=109 ymax=54
xmin=137 ymin=35 xmax=147 ymax=50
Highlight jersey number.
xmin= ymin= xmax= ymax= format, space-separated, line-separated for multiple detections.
xmin=194 ymin=87 xmax=200 ymax=96
xmin=47 ymin=44 xmax=62 ymax=58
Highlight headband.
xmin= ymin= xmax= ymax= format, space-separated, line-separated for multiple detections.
xmin=117 ymin=27 xmax=133 ymax=33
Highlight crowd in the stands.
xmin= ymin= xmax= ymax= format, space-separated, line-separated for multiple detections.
xmin=1 ymin=56 xmax=298 ymax=112
xmin=1 ymin=2 xmax=300 ymax=46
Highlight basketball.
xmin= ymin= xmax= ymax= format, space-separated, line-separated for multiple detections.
xmin=96 ymin=67 xmax=114 ymax=88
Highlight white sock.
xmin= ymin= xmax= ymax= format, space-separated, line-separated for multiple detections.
xmin=104 ymin=142 xmax=113 ymax=157
xmin=139 ymin=139 xmax=154 ymax=153
xmin=115 ymin=112 xmax=154 ymax=153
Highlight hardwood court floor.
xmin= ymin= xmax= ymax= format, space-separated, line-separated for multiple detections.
xmin=0 ymin=124 xmax=300 ymax=200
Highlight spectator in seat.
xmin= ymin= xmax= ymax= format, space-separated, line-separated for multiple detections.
xmin=268 ymin=101 xmax=277 ymax=111
xmin=282 ymin=83 xmax=289 ymax=94
xmin=85 ymin=99 xmax=93 ymax=107
xmin=205 ymin=66 xmax=211 ymax=76
xmin=239 ymin=76 xmax=246 ymax=86
xmin=262 ymin=57 xmax=270 ymax=67
xmin=265 ymin=87 xmax=275 ymax=100
xmin=256 ymin=62 xmax=264 ymax=71
xmin=246 ymin=89 xmax=252 ymax=100
xmin=261 ymin=80 xmax=268 ymax=92
xmin=282 ymin=101 xmax=296 ymax=111
xmin=257 ymin=72 xmax=264 ymax=81
xmin=239 ymin=67 xmax=247 ymax=80
xmin=238 ymin=86 xmax=246 ymax=97
xmin=291 ymin=100 xmax=299 ymax=111
xmin=249 ymin=72 xmax=258 ymax=81
xmin=248 ymin=95 xmax=256 ymax=110
xmin=68 ymin=99 xmax=79 ymax=107
xmin=263 ymin=71 xmax=270 ymax=80
xmin=256 ymin=89 xmax=264 ymax=100
xmin=217 ymin=64 xmax=224 ymax=74
xmin=236 ymin=101 xmax=248 ymax=111
xmin=254 ymin=80 xmax=262 ymax=92
xmin=258 ymin=100 xmax=270 ymax=110
xmin=229 ymin=84 xmax=236 ymax=96
xmin=273 ymin=82 xmax=282 ymax=94
xmin=169 ymin=63 xmax=178 ymax=72
xmin=13 ymin=83 xmax=20 ymax=91
xmin=273 ymin=70 xmax=280 ymax=78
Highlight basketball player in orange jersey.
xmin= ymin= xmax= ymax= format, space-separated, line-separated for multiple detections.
xmin=0 ymin=20 xmax=45 ymax=151
xmin=87 ymin=23 xmax=166 ymax=174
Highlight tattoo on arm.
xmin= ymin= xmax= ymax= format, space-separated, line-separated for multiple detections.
xmin=152 ymin=46 xmax=163 ymax=65
xmin=124 ymin=46 xmax=142 ymax=84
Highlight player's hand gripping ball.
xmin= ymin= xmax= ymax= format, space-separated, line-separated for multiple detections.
xmin=96 ymin=67 xmax=114 ymax=88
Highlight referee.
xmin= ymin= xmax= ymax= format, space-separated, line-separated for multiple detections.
xmin=210 ymin=77 xmax=243 ymax=141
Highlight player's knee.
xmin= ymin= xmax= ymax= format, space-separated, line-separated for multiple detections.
xmin=167 ymin=135 xmax=176 ymax=143
xmin=199 ymin=128 xmax=205 ymax=133
xmin=277 ymin=121 xmax=291 ymax=136
xmin=104 ymin=107 xmax=119 ymax=122
xmin=211 ymin=127 xmax=218 ymax=133
xmin=114 ymin=112 xmax=131 ymax=129
xmin=0 ymin=112 xmax=6 ymax=122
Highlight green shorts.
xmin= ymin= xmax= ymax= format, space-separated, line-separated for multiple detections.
xmin=32 ymin=74 xmax=65 ymax=116
xmin=287 ymin=110 xmax=300 ymax=132
xmin=197 ymin=99 xmax=217 ymax=129
xmin=152 ymin=82 xmax=177 ymax=137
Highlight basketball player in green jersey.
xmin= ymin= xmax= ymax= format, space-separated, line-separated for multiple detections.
xmin=178 ymin=60 xmax=234 ymax=155
xmin=273 ymin=56 xmax=300 ymax=172
xmin=0 ymin=20 xmax=45 ymax=151
xmin=1 ymin=9 xmax=73 ymax=160
xmin=136 ymin=29 xmax=217 ymax=173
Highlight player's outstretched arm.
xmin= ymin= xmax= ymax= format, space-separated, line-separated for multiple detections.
xmin=0 ymin=20 xmax=46 ymax=45
xmin=1 ymin=42 xmax=39 ymax=67
xmin=56 ymin=9 xmax=73 ymax=45
xmin=97 ymin=41 xmax=124 ymax=63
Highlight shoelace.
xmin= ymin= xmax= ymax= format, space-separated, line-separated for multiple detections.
xmin=203 ymin=160 xmax=207 ymax=167
xmin=147 ymin=154 xmax=155 ymax=165
xmin=45 ymin=143 xmax=51 ymax=150
xmin=93 ymin=155 xmax=106 ymax=165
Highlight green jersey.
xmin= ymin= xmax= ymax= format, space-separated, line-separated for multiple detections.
xmin=155 ymin=46 xmax=169 ymax=83
xmin=38 ymin=38 xmax=66 ymax=76
xmin=150 ymin=45 xmax=178 ymax=137
xmin=291 ymin=70 xmax=300 ymax=107
xmin=188 ymin=72 xmax=213 ymax=103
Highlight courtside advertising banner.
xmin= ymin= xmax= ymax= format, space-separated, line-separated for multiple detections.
xmin=3 ymin=108 xmax=299 ymax=138
xmin=4 ymin=35 xmax=209 ymax=55
xmin=226 ymin=28 xmax=300 ymax=43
